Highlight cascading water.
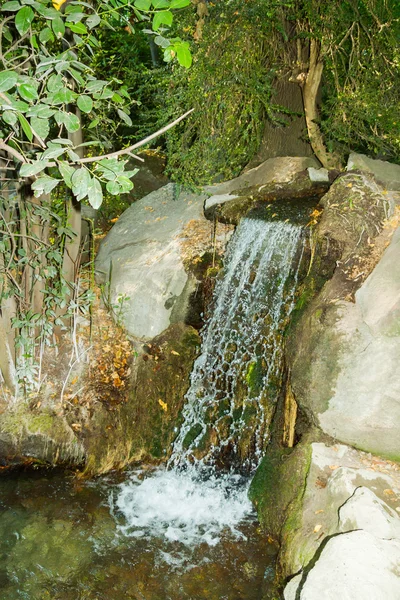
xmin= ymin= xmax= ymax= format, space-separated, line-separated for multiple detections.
xmin=114 ymin=216 xmax=305 ymax=552
xmin=170 ymin=217 xmax=304 ymax=471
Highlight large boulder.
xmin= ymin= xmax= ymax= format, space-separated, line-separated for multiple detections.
xmin=347 ymin=152 xmax=400 ymax=191
xmin=292 ymin=223 xmax=400 ymax=460
xmin=289 ymin=161 xmax=400 ymax=460
xmin=95 ymin=183 xmax=210 ymax=340
xmin=285 ymin=531 xmax=400 ymax=600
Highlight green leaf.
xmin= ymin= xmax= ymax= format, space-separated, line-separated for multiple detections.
xmin=77 ymin=95 xmax=93 ymax=113
xmin=52 ymin=87 xmax=74 ymax=105
xmin=15 ymin=6 xmax=34 ymax=35
xmin=85 ymin=80 xmax=107 ymax=93
xmin=27 ymin=104 xmax=55 ymax=118
xmin=47 ymin=74 xmax=63 ymax=93
xmin=170 ymin=0 xmax=190 ymax=7
xmin=86 ymin=13 xmax=100 ymax=29
xmin=176 ymin=41 xmax=192 ymax=68
xmin=2 ymin=111 xmax=18 ymax=126
xmin=106 ymin=180 xmax=121 ymax=195
xmin=71 ymin=168 xmax=90 ymax=201
xmin=87 ymin=177 xmax=103 ymax=209
xmin=18 ymin=113 xmax=33 ymax=142
xmin=31 ymin=175 xmax=60 ymax=197
xmin=1 ymin=2 xmax=21 ymax=12
xmin=155 ymin=35 xmax=170 ymax=48
xmin=0 ymin=71 xmax=18 ymax=92
xmin=55 ymin=111 xmax=80 ymax=133
xmin=18 ymin=83 xmax=39 ymax=102
xmin=117 ymin=176 xmax=134 ymax=193
xmin=88 ymin=117 xmax=99 ymax=129
xmin=117 ymin=109 xmax=132 ymax=127
xmin=30 ymin=116 xmax=50 ymax=139
xmin=41 ymin=145 xmax=66 ymax=160
xmin=20 ymin=161 xmax=49 ymax=177
xmin=52 ymin=15 xmax=65 ymax=38
xmin=152 ymin=0 xmax=170 ymax=8
xmin=50 ymin=138 xmax=73 ymax=146
xmin=152 ymin=9 xmax=173 ymax=30
xmin=59 ymin=162 xmax=75 ymax=189
xmin=134 ymin=0 xmax=151 ymax=10
xmin=39 ymin=26 xmax=54 ymax=43
xmin=66 ymin=21 xmax=87 ymax=34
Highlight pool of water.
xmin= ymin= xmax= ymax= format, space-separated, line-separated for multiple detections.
xmin=0 ymin=466 xmax=277 ymax=600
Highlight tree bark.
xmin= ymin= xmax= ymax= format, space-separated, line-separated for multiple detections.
xmin=301 ymin=39 xmax=341 ymax=169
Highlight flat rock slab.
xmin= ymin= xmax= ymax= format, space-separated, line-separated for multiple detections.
xmin=286 ymin=531 xmax=400 ymax=600
xmin=95 ymin=183 xmax=208 ymax=340
xmin=283 ymin=443 xmax=400 ymax=599
xmin=283 ymin=443 xmax=400 ymax=577
xmin=204 ymin=156 xmax=320 ymax=217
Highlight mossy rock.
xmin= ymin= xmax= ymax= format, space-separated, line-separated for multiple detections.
xmin=82 ymin=323 xmax=201 ymax=474
xmin=249 ymin=432 xmax=314 ymax=542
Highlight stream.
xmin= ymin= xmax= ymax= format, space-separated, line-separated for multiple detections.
xmin=0 ymin=467 xmax=276 ymax=600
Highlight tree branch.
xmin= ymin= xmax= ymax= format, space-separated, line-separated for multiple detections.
xmin=77 ymin=108 xmax=194 ymax=164
xmin=0 ymin=140 xmax=27 ymax=164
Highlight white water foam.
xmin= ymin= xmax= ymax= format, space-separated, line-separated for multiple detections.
xmin=114 ymin=467 xmax=253 ymax=547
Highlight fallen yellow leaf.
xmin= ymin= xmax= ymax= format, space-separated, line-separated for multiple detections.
xmin=313 ymin=524 xmax=322 ymax=533
xmin=158 ymin=399 xmax=168 ymax=412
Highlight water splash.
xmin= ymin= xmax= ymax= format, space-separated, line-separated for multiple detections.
xmin=114 ymin=467 xmax=252 ymax=548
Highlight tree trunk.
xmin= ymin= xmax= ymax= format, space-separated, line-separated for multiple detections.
xmin=61 ymin=114 xmax=83 ymax=295
xmin=301 ymin=39 xmax=342 ymax=169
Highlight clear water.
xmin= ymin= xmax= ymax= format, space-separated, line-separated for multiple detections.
xmin=0 ymin=468 xmax=277 ymax=600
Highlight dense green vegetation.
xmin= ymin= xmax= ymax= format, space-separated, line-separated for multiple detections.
xmin=117 ymin=0 xmax=399 ymax=183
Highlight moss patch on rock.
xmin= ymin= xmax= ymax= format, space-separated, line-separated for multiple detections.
xmin=81 ymin=323 xmax=200 ymax=475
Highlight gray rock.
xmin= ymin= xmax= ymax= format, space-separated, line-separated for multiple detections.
xmin=281 ymin=443 xmax=400 ymax=578
xmin=284 ymin=573 xmax=302 ymax=600
xmin=339 ymin=487 xmax=400 ymax=540
xmin=307 ymin=167 xmax=330 ymax=183
xmin=95 ymin=183 xmax=207 ymax=339
xmin=204 ymin=193 xmax=240 ymax=214
xmin=205 ymin=156 xmax=319 ymax=196
xmin=347 ymin=153 xmax=400 ymax=191
xmin=317 ymin=227 xmax=400 ymax=459
xmin=296 ymin=531 xmax=400 ymax=600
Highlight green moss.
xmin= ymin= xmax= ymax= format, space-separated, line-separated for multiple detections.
xmin=249 ymin=435 xmax=312 ymax=539
xmin=245 ymin=359 xmax=263 ymax=397
xmin=183 ymin=423 xmax=203 ymax=450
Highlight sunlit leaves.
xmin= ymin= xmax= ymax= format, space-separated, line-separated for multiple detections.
xmin=15 ymin=6 xmax=34 ymax=35
xmin=77 ymin=95 xmax=93 ymax=113
xmin=152 ymin=10 xmax=173 ymax=31
xmin=1 ymin=2 xmax=21 ymax=12
xmin=20 ymin=161 xmax=49 ymax=177
xmin=0 ymin=71 xmax=18 ymax=92
xmin=31 ymin=175 xmax=60 ymax=197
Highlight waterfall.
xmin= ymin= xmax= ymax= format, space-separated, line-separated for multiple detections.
xmin=170 ymin=217 xmax=304 ymax=472
xmin=114 ymin=216 xmax=305 ymax=549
